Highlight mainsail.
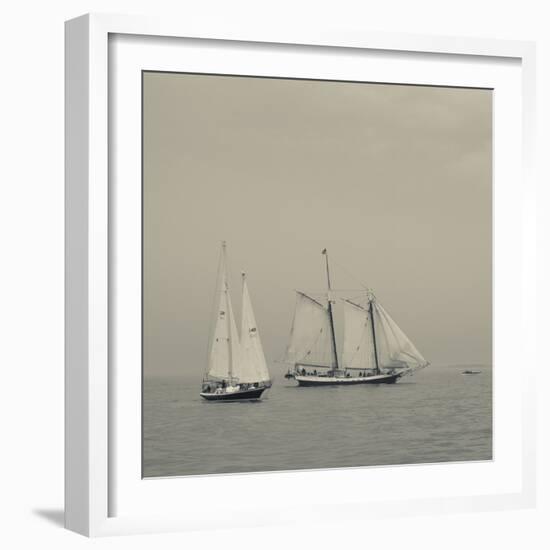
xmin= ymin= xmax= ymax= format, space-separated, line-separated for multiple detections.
xmin=239 ymin=274 xmax=270 ymax=383
xmin=341 ymin=299 xmax=374 ymax=370
xmin=206 ymin=246 xmax=241 ymax=380
xmin=284 ymin=291 xmax=336 ymax=368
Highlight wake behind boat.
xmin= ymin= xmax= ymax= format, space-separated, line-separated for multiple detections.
xmin=200 ymin=242 xmax=272 ymax=401
xmin=283 ymin=249 xmax=429 ymax=386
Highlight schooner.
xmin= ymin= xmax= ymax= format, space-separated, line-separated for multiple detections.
xmin=283 ymin=249 xmax=429 ymax=386
xmin=200 ymin=242 xmax=272 ymax=401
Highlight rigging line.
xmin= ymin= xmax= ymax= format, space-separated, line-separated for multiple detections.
xmin=330 ymin=255 xmax=370 ymax=291
xmin=294 ymin=248 xmax=369 ymax=294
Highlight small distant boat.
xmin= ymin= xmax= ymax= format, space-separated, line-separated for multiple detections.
xmin=283 ymin=249 xmax=429 ymax=386
xmin=200 ymin=242 xmax=272 ymax=401
xmin=461 ymin=369 xmax=482 ymax=375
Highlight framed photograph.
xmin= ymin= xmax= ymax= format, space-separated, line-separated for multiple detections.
xmin=65 ymin=13 xmax=536 ymax=536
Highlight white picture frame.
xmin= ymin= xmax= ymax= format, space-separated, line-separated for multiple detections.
xmin=65 ymin=13 xmax=537 ymax=537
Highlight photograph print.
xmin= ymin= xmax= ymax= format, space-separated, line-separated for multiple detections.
xmin=142 ymin=71 xmax=492 ymax=478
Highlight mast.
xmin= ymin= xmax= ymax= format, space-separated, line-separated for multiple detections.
xmin=368 ymin=294 xmax=381 ymax=375
xmin=322 ymin=249 xmax=339 ymax=371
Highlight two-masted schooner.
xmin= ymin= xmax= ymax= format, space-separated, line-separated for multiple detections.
xmin=200 ymin=242 xmax=272 ymax=401
xmin=283 ymin=249 xmax=428 ymax=386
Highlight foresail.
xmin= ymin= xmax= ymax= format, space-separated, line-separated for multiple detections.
xmin=373 ymin=301 xmax=427 ymax=369
xmin=284 ymin=291 xmax=336 ymax=368
xmin=342 ymin=300 xmax=374 ymax=370
xmin=238 ymin=277 xmax=270 ymax=383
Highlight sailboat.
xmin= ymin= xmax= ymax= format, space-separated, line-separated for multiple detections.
xmin=283 ymin=249 xmax=429 ymax=386
xmin=200 ymin=242 xmax=272 ymax=401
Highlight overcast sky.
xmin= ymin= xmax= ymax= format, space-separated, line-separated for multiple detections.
xmin=143 ymin=72 xmax=492 ymax=378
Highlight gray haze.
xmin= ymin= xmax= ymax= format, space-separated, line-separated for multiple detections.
xmin=143 ymin=72 xmax=492 ymax=378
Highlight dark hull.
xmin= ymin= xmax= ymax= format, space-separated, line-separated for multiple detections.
xmin=296 ymin=373 xmax=401 ymax=386
xmin=200 ymin=387 xmax=267 ymax=401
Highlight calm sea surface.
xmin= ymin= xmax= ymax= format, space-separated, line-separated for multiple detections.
xmin=143 ymin=365 xmax=492 ymax=477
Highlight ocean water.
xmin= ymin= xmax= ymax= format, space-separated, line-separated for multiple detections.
xmin=143 ymin=365 xmax=492 ymax=478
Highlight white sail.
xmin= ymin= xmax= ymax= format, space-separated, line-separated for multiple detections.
xmin=372 ymin=301 xmax=427 ymax=369
xmin=284 ymin=291 xmax=336 ymax=368
xmin=342 ymin=299 xmax=374 ymax=370
xmin=238 ymin=275 xmax=270 ymax=383
xmin=206 ymin=246 xmax=241 ymax=380
xmin=207 ymin=286 xmax=231 ymax=379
